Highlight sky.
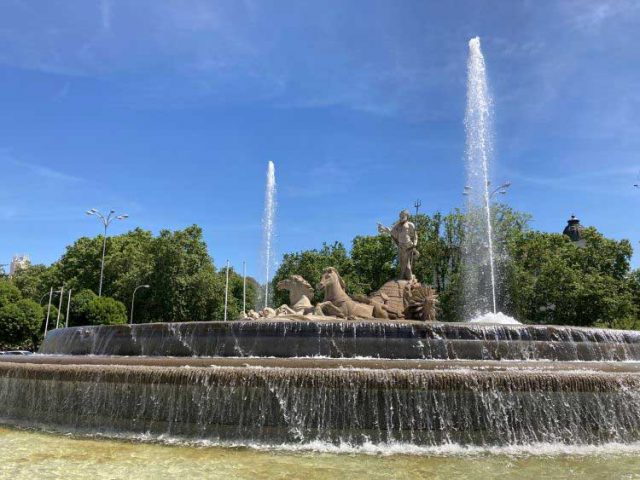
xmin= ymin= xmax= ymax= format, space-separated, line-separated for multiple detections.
xmin=1 ymin=0 xmax=639 ymax=279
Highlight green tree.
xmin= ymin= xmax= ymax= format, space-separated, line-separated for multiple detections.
xmin=351 ymin=235 xmax=396 ymax=293
xmin=10 ymin=264 xmax=62 ymax=302
xmin=51 ymin=225 xmax=249 ymax=323
xmin=85 ymin=297 xmax=127 ymax=326
xmin=146 ymin=225 xmax=221 ymax=322
xmin=68 ymin=289 xmax=98 ymax=327
xmin=508 ymin=228 xmax=636 ymax=326
xmin=0 ymin=299 xmax=44 ymax=348
xmin=0 ymin=281 xmax=22 ymax=308
xmin=271 ymin=242 xmax=358 ymax=306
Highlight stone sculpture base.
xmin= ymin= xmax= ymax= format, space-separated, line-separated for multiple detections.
xmin=369 ymin=280 xmax=413 ymax=318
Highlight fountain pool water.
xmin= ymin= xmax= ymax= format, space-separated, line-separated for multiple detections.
xmin=4 ymin=426 xmax=640 ymax=479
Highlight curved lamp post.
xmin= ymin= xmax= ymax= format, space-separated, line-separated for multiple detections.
xmin=86 ymin=208 xmax=128 ymax=296
xmin=39 ymin=292 xmax=50 ymax=305
xmin=463 ymin=181 xmax=512 ymax=199
xmin=130 ymin=284 xmax=150 ymax=325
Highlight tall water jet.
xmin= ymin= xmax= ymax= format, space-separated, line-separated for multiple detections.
xmin=462 ymin=37 xmax=499 ymax=318
xmin=260 ymin=160 xmax=277 ymax=308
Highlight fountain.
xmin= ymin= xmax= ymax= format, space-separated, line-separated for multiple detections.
xmin=1 ymin=38 xmax=640 ymax=455
xmin=260 ymin=160 xmax=277 ymax=309
xmin=462 ymin=37 xmax=516 ymax=324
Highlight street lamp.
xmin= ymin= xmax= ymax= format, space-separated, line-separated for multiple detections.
xmin=130 ymin=284 xmax=150 ymax=325
xmin=463 ymin=181 xmax=512 ymax=199
xmin=39 ymin=292 xmax=50 ymax=305
xmin=86 ymin=209 xmax=128 ymax=296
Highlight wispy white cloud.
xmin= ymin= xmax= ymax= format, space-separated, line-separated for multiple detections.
xmin=51 ymin=81 xmax=71 ymax=102
xmin=5 ymin=156 xmax=83 ymax=183
xmin=283 ymin=160 xmax=354 ymax=199
xmin=506 ymin=166 xmax=640 ymax=196
xmin=100 ymin=0 xmax=112 ymax=31
xmin=566 ymin=0 xmax=640 ymax=31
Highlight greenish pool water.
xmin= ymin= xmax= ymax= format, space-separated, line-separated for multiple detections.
xmin=2 ymin=428 xmax=640 ymax=479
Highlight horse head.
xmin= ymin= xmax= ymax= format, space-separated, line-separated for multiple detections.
xmin=277 ymin=275 xmax=314 ymax=307
xmin=318 ymin=267 xmax=348 ymax=302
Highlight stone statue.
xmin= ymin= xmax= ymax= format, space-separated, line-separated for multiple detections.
xmin=276 ymin=275 xmax=315 ymax=314
xmin=316 ymin=267 xmax=388 ymax=319
xmin=377 ymin=209 xmax=419 ymax=281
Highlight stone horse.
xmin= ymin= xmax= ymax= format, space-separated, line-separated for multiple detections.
xmin=317 ymin=267 xmax=388 ymax=319
xmin=276 ymin=275 xmax=315 ymax=315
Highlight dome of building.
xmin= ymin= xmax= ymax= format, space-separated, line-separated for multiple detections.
xmin=563 ymin=215 xmax=585 ymax=244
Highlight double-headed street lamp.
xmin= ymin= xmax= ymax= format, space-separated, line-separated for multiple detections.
xmin=463 ymin=181 xmax=512 ymax=199
xmin=86 ymin=209 xmax=128 ymax=296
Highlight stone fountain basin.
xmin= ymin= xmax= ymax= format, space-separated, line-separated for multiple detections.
xmin=2 ymin=354 xmax=640 ymax=446
xmin=38 ymin=318 xmax=640 ymax=362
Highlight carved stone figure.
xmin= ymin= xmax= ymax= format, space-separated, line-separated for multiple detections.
xmin=377 ymin=210 xmax=419 ymax=281
xmin=405 ymin=285 xmax=439 ymax=321
xmin=316 ymin=267 xmax=388 ymax=319
xmin=246 ymin=264 xmax=438 ymax=322
xmin=276 ymin=275 xmax=314 ymax=313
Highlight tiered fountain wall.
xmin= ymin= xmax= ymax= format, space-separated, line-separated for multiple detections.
xmin=38 ymin=320 xmax=640 ymax=361
xmin=2 ymin=357 xmax=640 ymax=446
xmin=0 ymin=318 xmax=640 ymax=448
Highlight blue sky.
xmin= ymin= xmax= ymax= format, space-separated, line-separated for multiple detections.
xmin=1 ymin=0 xmax=639 ymax=279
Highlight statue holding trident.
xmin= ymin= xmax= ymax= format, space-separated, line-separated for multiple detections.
xmin=377 ymin=210 xmax=419 ymax=281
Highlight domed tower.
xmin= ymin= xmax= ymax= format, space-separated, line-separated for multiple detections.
xmin=563 ymin=215 xmax=586 ymax=247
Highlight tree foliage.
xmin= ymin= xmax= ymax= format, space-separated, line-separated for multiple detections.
xmin=0 ymin=297 xmax=44 ymax=349
xmin=508 ymin=228 xmax=636 ymax=327
xmin=84 ymin=297 xmax=128 ymax=326
xmin=6 ymin=225 xmax=259 ymax=330
xmin=1 ymin=210 xmax=637 ymax=333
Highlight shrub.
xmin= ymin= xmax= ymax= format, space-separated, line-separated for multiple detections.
xmin=0 ymin=299 xmax=44 ymax=347
xmin=0 ymin=282 xmax=22 ymax=308
xmin=85 ymin=297 xmax=127 ymax=326
xmin=68 ymin=289 xmax=98 ymax=326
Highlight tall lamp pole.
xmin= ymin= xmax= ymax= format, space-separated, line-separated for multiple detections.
xmin=44 ymin=287 xmax=53 ymax=336
xmin=224 ymin=260 xmax=230 ymax=322
xmin=130 ymin=284 xmax=150 ymax=325
xmin=242 ymin=261 xmax=247 ymax=316
xmin=65 ymin=289 xmax=72 ymax=328
xmin=55 ymin=286 xmax=64 ymax=329
xmin=86 ymin=208 xmax=128 ymax=296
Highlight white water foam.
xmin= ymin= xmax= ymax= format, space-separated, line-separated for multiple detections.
xmin=468 ymin=312 xmax=521 ymax=325
xmin=62 ymin=430 xmax=640 ymax=458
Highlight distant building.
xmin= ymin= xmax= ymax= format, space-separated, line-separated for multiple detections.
xmin=9 ymin=254 xmax=30 ymax=276
xmin=563 ymin=215 xmax=586 ymax=247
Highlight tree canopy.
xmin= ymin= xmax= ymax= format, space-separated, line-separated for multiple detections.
xmin=271 ymin=206 xmax=638 ymax=326
xmin=0 ymin=207 xmax=638 ymax=351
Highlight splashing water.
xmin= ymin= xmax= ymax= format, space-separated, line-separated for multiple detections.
xmin=468 ymin=312 xmax=521 ymax=325
xmin=261 ymin=161 xmax=277 ymax=308
xmin=462 ymin=37 xmax=500 ymax=318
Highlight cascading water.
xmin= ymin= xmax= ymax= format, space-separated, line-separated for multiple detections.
xmin=462 ymin=37 xmax=514 ymax=323
xmin=260 ymin=161 xmax=277 ymax=308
